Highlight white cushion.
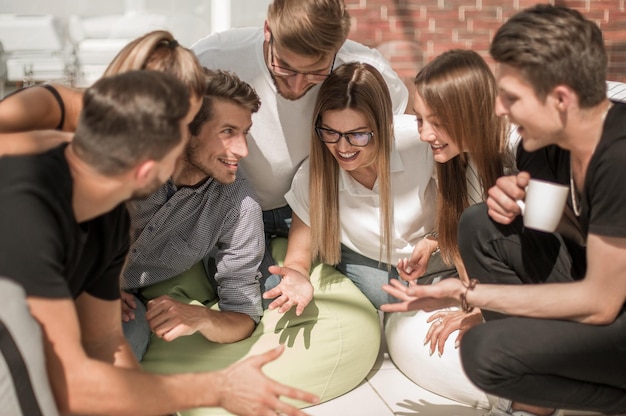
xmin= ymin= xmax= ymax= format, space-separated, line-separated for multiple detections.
xmin=385 ymin=309 xmax=491 ymax=409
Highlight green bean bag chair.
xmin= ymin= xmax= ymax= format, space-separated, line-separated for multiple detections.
xmin=140 ymin=237 xmax=380 ymax=415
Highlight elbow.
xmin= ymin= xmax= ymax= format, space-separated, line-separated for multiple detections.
xmin=582 ymin=308 xmax=619 ymax=326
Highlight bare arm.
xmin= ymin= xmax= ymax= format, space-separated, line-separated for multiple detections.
xmin=465 ymin=233 xmax=626 ymax=324
xmin=75 ymin=292 xmax=140 ymax=369
xmin=0 ymin=84 xmax=82 ymax=133
xmin=382 ymin=233 xmax=626 ymax=325
xmin=28 ymin=296 xmax=317 ymax=415
xmin=145 ymin=296 xmax=255 ymax=343
xmin=0 ymin=131 xmax=73 ymax=157
xmin=264 ymin=214 xmax=314 ymax=315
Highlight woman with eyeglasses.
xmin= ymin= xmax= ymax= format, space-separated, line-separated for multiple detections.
xmin=262 ymin=61 xmax=456 ymax=317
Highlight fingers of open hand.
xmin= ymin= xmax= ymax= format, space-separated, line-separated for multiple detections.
xmin=263 ymin=285 xmax=283 ymax=299
xmin=381 ymin=279 xmax=411 ymax=300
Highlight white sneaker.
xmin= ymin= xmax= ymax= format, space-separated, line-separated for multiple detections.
xmin=485 ymin=398 xmax=562 ymax=416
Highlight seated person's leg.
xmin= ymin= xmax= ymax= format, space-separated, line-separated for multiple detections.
xmin=0 ymin=277 xmax=59 ymax=416
xmin=260 ymin=206 xmax=293 ymax=306
xmin=462 ymin=310 xmax=626 ymax=414
xmin=458 ymin=203 xmax=584 ymax=321
xmin=335 ymin=244 xmax=400 ymax=309
xmin=336 ymin=244 xmax=456 ymax=310
xmin=121 ymin=293 xmax=151 ymax=361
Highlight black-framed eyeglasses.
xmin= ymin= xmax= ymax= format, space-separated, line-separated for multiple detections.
xmin=269 ymin=36 xmax=336 ymax=83
xmin=315 ymin=126 xmax=374 ymax=147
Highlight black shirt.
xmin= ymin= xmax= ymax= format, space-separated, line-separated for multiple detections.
xmin=517 ymin=101 xmax=626 ymax=239
xmin=0 ymin=144 xmax=129 ymax=300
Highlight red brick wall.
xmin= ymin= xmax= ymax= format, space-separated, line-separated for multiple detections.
xmin=346 ymin=0 xmax=626 ymax=111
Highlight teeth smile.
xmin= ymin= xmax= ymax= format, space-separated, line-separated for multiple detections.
xmin=221 ymin=159 xmax=238 ymax=166
xmin=339 ymin=151 xmax=357 ymax=158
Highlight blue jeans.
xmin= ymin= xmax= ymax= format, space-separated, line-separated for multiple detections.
xmin=122 ymin=293 xmax=151 ymax=361
xmin=336 ymin=244 xmax=457 ymax=310
xmin=260 ymin=206 xmax=292 ymax=307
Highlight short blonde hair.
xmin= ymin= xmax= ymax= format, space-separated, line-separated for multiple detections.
xmin=267 ymin=0 xmax=350 ymax=57
xmin=104 ymin=30 xmax=205 ymax=99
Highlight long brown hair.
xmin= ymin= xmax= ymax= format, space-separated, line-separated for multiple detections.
xmin=414 ymin=49 xmax=508 ymax=264
xmin=310 ymin=62 xmax=393 ymax=265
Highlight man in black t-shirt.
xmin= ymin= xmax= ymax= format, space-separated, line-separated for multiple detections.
xmin=0 ymin=70 xmax=316 ymax=416
xmin=381 ymin=5 xmax=626 ymax=416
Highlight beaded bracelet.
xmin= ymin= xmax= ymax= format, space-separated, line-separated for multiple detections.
xmin=460 ymin=278 xmax=479 ymax=313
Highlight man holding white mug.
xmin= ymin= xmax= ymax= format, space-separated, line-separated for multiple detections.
xmin=381 ymin=4 xmax=626 ymax=416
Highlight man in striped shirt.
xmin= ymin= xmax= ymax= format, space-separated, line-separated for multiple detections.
xmin=120 ymin=69 xmax=266 ymax=361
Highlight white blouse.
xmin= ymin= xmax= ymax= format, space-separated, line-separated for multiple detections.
xmin=285 ymin=114 xmax=437 ymax=265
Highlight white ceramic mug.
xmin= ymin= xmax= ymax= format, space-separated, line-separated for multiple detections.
xmin=516 ymin=178 xmax=569 ymax=232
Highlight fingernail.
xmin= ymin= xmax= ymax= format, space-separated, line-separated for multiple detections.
xmin=406 ymin=266 xmax=413 ymax=273
xmin=438 ymin=350 xmax=442 ymax=358
xmin=423 ymin=337 xmax=428 ymax=345
xmin=429 ymin=347 xmax=434 ymax=356
xmin=455 ymin=340 xmax=460 ymax=349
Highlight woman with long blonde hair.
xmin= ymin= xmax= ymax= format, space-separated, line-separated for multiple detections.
xmin=262 ymin=61 xmax=454 ymax=315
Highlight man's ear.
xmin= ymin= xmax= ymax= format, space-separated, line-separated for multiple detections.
xmin=552 ymin=85 xmax=575 ymax=111
xmin=263 ymin=21 xmax=271 ymax=42
xmin=134 ymin=159 xmax=156 ymax=186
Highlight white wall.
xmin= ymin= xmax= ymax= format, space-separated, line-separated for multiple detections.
xmin=0 ymin=0 xmax=271 ymax=88
xmin=0 ymin=0 xmax=271 ymax=38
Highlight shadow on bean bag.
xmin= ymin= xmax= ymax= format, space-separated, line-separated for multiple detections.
xmin=140 ymin=237 xmax=380 ymax=415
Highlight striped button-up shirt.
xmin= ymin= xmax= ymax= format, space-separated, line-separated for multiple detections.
xmin=121 ymin=176 xmax=264 ymax=322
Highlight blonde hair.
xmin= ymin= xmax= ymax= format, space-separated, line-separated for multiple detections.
xmin=267 ymin=0 xmax=350 ymax=58
xmin=104 ymin=30 xmax=205 ymax=99
xmin=414 ymin=49 xmax=509 ymax=264
xmin=310 ymin=62 xmax=393 ymax=266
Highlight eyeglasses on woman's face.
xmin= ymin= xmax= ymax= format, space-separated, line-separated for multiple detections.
xmin=315 ymin=126 xmax=374 ymax=147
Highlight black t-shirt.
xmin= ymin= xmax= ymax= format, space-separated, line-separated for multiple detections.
xmin=0 ymin=144 xmax=129 ymax=300
xmin=517 ymin=101 xmax=626 ymax=239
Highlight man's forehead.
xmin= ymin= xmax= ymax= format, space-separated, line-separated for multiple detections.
xmin=274 ymin=44 xmax=330 ymax=71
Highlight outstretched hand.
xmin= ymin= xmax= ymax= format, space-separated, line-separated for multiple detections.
xmin=263 ymin=265 xmax=314 ymax=316
xmin=216 ymin=345 xmax=318 ymax=416
xmin=380 ymin=277 xmax=464 ymax=313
